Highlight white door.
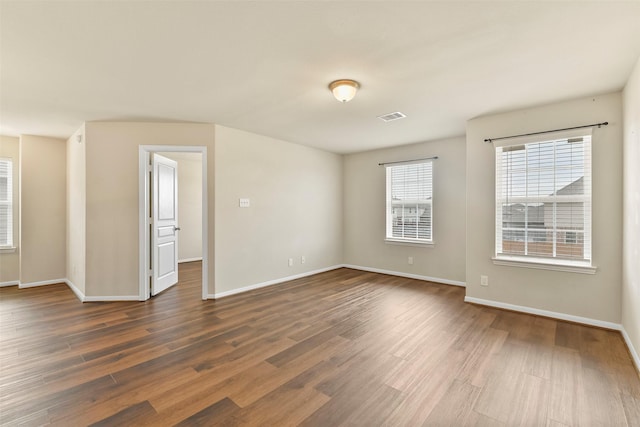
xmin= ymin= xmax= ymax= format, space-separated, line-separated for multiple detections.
xmin=151 ymin=154 xmax=179 ymax=295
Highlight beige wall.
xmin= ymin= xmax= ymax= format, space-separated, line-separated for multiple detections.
xmin=214 ymin=125 xmax=343 ymax=294
xmin=19 ymin=135 xmax=67 ymax=285
xmin=343 ymin=137 xmax=466 ymax=284
xmin=85 ymin=122 xmax=215 ymax=297
xmin=161 ymin=152 xmax=202 ymax=263
xmin=66 ymin=126 xmax=86 ymax=293
xmin=622 ymin=56 xmax=640 ymax=364
xmin=466 ymin=93 xmax=623 ymax=323
xmin=0 ymin=136 xmax=20 ymax=284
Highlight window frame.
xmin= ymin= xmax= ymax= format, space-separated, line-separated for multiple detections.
xmin=384 ymin=160 xmax=434 ymax=246
xmin=0 ymin=157 xmax=14 ymax=250
xmin=492 ymin=129 xmax=595 ymax=273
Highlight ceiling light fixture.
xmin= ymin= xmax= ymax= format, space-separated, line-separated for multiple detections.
xmin=329 ymin=79 xmax=360 ymax=103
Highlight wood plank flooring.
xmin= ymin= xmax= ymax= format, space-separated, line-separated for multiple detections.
xmin=1 ymin=263 xmax=639 ymax=426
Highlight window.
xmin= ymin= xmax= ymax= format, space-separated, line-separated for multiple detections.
xmin=495 ymin=130 xmax=592 ymax=266
xmin=385 ymin=160 xmax=433 ymax=244
xmin=0 ymin=158 xmax=13 ymax=248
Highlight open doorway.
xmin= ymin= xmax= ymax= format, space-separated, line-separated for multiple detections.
xmin=138 ymin=145 xmax=208 ymax=301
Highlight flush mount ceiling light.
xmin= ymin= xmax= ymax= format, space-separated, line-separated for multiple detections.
xmin=328 ymin=79 xmax=360 ymax=103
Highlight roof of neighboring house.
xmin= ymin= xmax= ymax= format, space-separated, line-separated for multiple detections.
xmin=502 ymin=204 xmax=544 ymax=224
xmin=554 ymin=177 xmax=584 ymax=196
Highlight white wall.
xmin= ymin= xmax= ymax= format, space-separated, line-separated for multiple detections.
xmin=161 ymin=152 xmax=202 ymax=263
xmin=466 ymin=93 xmax=623 ymax=324
xmin=622 ymin=56 xmax=640 ymax=366
xmin=214 ymin=125 xmax=343 ymax=295
xmin=0 ymin=136 xmax=20 ymax=285
xmin=19 ymin=135 xmax=67 ymax=285
xmin=66 ymin=126 xmax=86 ymax=294
xmin=84 ymin=122 xmax=215 ymax=297
xmin=343 ymin=137 xmax=466 ymax=284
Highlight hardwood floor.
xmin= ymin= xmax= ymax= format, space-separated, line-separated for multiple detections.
xmin=1 ymin=263 xmax=639 ymax=426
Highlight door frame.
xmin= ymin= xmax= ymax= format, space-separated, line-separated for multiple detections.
xmin=138 ymin=145 xmax=208 ymax=301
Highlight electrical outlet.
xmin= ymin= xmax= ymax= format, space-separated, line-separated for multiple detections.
xmin=301 ymin=256 xmax=306 ymax=264
xmin=408 ymin=256 xmax=414 ymax=265
xmin=480 ymin=275 xmax=489 ymax=286
xmin=288 ymin=258 xmax=293 ymax=267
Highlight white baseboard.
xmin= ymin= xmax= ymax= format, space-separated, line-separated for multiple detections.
xmin=464 ymin=296 xmax=622 ymax=330
xmin=179 ymin=257 xmax=202 ymax=264
xmin=19 ymin=278 xmax=67 ymax=288
xmin=65 ymin=280 xmax=85 ymax=302
xmin=212 ymin=265 xmax=344 ymax=299
xmin=83 ymin=295 xmax=140 ymax=302
xmin=0 ymin=280 xmax=19 ymax=287
xmin=212 ymin=264 xmax=466 ymax=299
xmin=64 ymin=279 xmax=140 ymax=303
xmin=621 ymin=326 xmax=640 ymax=374
xmin=343 ymin=264 xmax=466 ymax=288
xmin=12 ymin=278 xmax=136 ymax=303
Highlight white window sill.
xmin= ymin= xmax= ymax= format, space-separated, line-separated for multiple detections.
xmin=385 ymin=238 xmax=434 ymax=248
xmin=492 ymin=256 xmax=597 ymax=274
xmin=0 ymin=247 xmax=17 ymax=254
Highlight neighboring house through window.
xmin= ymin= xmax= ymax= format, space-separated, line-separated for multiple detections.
xmin=0 ymin=158 xmax=13 ymax=248
xmin=385 ymin=160 xmax=433 ymax=244
xmin=494 ymin=130 xmax=592 ymax=266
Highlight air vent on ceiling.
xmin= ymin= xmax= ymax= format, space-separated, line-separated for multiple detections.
xmin=377 ymin=111 xmax=407 ymax=122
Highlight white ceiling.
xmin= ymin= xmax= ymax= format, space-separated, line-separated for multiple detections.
xmin=1 ymin=1 xmax=640 ymax=154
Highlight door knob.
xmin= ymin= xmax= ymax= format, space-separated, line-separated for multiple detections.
xmin=174 ymin=226 xmax=181 ymax=231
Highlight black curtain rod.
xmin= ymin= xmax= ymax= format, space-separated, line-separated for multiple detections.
xmin=484 ymin=122 xmax=608 ymax=143
xmin=378 ymin=156 xmax=438 ymax=166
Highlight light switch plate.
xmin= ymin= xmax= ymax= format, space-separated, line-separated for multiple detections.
xmin=239 ymin=198 xmax=250 ymax=208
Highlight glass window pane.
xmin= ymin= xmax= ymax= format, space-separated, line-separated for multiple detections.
xmin=0 ymin=159 xmax=11 ymax=247
xmin=387 ymin=161 xmax=433 ymax=241
xmin=556 ymin=231 xmax=584 ymax=259
xmin=0 ymin=177 xmax=7 ymax=201
xmin=0 ymin=205 xmax=8 ymax=246
xmin=496 ymin=135 xmax=591 ymax=263
xmin=417 ymin=203 xmax=431 ymax=240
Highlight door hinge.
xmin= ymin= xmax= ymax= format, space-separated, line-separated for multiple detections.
xmin=149 ymin=269 xmax=153 ymax=277
xmin=147 ymin=164 xmax=152 ymax=172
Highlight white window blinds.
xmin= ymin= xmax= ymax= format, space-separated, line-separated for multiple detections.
xmin=495 ymin=131 xmax=592 ymax=264
xmin=386 ymin=160 xmax=433 ymax=243
xmin=0 ymin=158 xmax=13 ymax=248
